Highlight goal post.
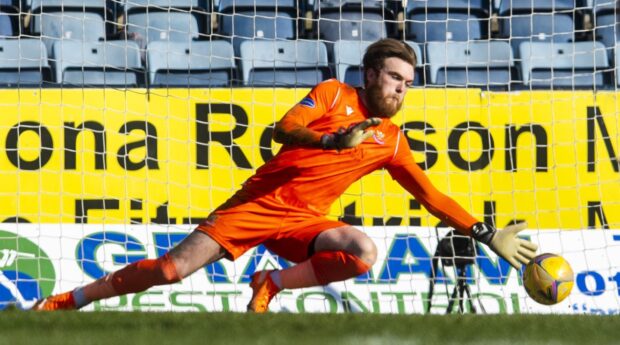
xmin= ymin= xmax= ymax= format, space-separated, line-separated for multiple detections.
xmin=0 ymin=0 xmax=619 ymax=314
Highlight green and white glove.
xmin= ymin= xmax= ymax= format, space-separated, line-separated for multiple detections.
xmin=321 ymin=117 xmax=381 ymax=150
xmin=471 ymin=222 xmax=538 ymax=269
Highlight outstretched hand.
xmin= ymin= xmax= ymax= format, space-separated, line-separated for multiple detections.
xmin=321 ymin=117 xmax=382 ymax=150
xmin=488 ymin=222 xmax=539 ymax=269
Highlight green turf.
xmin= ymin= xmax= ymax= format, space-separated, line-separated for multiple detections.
xmin=0 ymin=311 xmax=617 ymax=345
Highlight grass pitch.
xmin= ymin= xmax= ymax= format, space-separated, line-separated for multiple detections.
xmin=0 ymin=311 xmax=617 ymax=345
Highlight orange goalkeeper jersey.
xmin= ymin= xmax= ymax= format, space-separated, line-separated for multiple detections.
xmin=228 ymin=79 xmax=478 ymax=234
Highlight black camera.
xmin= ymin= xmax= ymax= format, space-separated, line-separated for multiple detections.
xmin=437 ymin=230 xmax=476 ymax=267
xmin=427 ymin=229 xmax=482 ymax=314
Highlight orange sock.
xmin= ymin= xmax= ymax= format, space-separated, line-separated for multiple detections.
xmin=277 ymin=259 xmax=319 ymax=289
xmin=310 ymin=251 xmax=371 ymax=285
xmin=80 ymin=253 xmax=181 ymax=304
xmin=274 ymin=251 xmax=371 ymax=289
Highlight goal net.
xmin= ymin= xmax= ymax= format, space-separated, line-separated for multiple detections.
xmin=0 ymin=0 xmax=619 ymax=314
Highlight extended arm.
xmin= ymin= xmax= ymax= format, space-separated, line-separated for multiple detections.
xmin=387 ymin=163 xmax=478 ymax=233
xmin=388 ymin=163 xmax=538 ymax=268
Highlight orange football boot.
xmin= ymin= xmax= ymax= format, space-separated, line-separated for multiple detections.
xmin=31 ymin=291 xmax=76 ymax=311
xmin=247 ymin=270 xmax=282 ymax=313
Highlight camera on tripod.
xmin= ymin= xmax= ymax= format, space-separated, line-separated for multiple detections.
xmin=426 ymin=229 xmax=484 ymax=314
xmin=437 ymin=230 xmax=475 ymax=267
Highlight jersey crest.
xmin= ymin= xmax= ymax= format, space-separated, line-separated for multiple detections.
xmin=373 ymin=130 xmax=385 ymax=145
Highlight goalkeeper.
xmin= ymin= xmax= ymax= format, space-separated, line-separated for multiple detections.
xmin=33 ymin=38 xmax=538 ymax=312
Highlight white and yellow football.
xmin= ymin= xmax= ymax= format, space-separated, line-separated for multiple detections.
xmin=523 ymin=253 xmax=574 ymax=305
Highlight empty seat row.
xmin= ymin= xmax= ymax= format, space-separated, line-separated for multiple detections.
xmin=7 ymin=7 xmax=613 ymax=67
xmin=1 ymin=38 xmax=617 ymax=89
xmin=427 ymin=40 xmax=610 ymax=88
xmin=2 ymin=1 xmax=617 ymax=47
xmin=0 ymin=38 xmax=327 ymax=87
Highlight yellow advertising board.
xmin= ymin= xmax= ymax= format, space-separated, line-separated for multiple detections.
xmin=0 ymin=88 xmax=618 ymax=228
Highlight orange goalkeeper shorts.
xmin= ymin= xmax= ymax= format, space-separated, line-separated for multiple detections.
xmin=195 ymin=196 xmax=347 ymax=263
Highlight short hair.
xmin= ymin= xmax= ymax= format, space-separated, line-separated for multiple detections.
xmin=362 ymin=38 xmax=417 ymax=86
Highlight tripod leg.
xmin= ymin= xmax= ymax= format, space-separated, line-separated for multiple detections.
xmin=455 ymin=266 xmax=474 ymax=314
xmin=446 ymin=284 xmax=459 ymax=314
xmin=462 ymin=282 xmax=476 ymax=313
xmin=463 ymin=283 xmax=482 ymax=314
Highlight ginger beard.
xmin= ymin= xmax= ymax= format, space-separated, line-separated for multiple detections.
xmin=364 ymin=81 xmax=403 ymax=118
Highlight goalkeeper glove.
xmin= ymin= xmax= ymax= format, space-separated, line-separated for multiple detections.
xmin=471 ymin=222 xmax=538 ymax=269
xmin=321 ymin=117 xmax=381 ymax=150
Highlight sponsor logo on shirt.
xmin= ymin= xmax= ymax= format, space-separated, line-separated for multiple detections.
xmin=346 ymin=105 xmax=354 ymax=116
xmin=299 ymin=97 xmax=315 ymax=108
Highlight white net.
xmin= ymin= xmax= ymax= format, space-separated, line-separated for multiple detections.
xmin=0 ymin=0 xmax=619 ymax=314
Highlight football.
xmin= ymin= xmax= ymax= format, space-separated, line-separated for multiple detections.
xmin=523 ymin=253 xmax=574 ymax=305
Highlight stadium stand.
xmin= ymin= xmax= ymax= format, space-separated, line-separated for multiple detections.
xmin=28 ymin=0 xmax=109 ymax=57
xmin=0 ymin=39 xmax=51 ymax=86
xmin=239 ymin=39 xmax=329 ymax=86
xmin=125 ymin=9 xmax=200 ymax=49
xmin=0 ymin=0 xmax=616 ymax=89
xmin=519 ymin=41 xmax=609 ymax=88
xmin=122 ymin=0 xmax=210 ymax=42
xmin=217 ymin=0 xmax=298 ymax=58
xmin=498 ymin=0 xmax=576 ymax=59
xmin=312 ymin=0 xmax=396 ymax=42
xmin=52 ymin=40 xmax=142 ymax=86
xmin=123 ymin=0 xmax=206 ymax=12
xmin=147 ymin=40 xmax=235 ymax=86
xmin=405 ymin=0 xmax=489 ymax=42
xmin=426 ymin=40 xmax=514 ymax=89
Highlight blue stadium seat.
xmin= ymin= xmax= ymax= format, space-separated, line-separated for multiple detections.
xmin=500 ymin=13 xmax=574 ymax=59
xmin=406 ymin=12 xmax=485 ymax=42
xmin=313 ymin=0 xmax=396 ymax=42
xmin=217 ymin=0 xmax=297 ymax=57
xmin=123 ymin=0 xmax=207 ymax=12
xmin=498 ymin=0 xmax=576 ymax=58
xmin=426 ymin=40 xmax=514 ymax=89
xmin=52 ymin=40 xmax=143 ymax=86
xmin=519 ymin=41 xmax=609 ymax=88
xmin=332 ymin=40 xmax=423 ymax=87
xmin=498 ymin=0 xmax=576 ymax=14
xmin=123 ymin=0 xmax=210 ymax=37
xmin=36 ymin=12 xmax=107 ymax=58
xmin=0 ymin=39 xmax=51 ymax=86
xmin=147 ymin=40 xmax=235 ymax=86
xmin=29 ymin=0 xmax=111 ymax=25
xmin=405 ymin=0 xmax=490 ymax=41
xmin=0 ymin=0 xmax=19 ymax=37
xmin=592 ymin=0 xmax=618 ymax=63
xmin=126 ymin=11 xmax=200 ymax=49
xmin=406 ymin=0 xmax=491 ymax=15
xmin=29 ymin=1 xmax=109 ymax=57
xmin=332 ymin=40 xmax=371 ymax=87
xmin=239 ymin=40 xmax=330 ymax=87
xmin=0 ymin=11 xmax=12 ymax=36
xmin=31 ymin=0 xmax=107 ymax=8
